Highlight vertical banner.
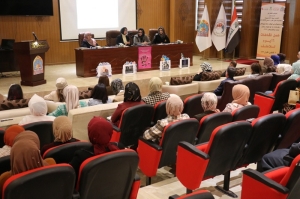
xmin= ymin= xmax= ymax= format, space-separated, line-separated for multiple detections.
xmin=138 ymin=46 xmax=152 ymax=69
xmin=195 ymin=5 xmax=212 ymax=52
xmin=256 ymin=3 xmax=285 ymax=59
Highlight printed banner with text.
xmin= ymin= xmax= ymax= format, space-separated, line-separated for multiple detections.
xmin=138 ymin=46 xmax=152 ymax=69
xmin=256 ymin=3 xmax=285 ymax=59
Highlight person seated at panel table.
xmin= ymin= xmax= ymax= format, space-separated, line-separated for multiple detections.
xmin=116 ymin=27 xmax=130 ymax=46
xmin=80 ymin=32 xmax=99 ymax=48
xmin=152 ymin=26 xmax=170 ymax=44
xmin=133 ymin=28 xmax=151 ymax=46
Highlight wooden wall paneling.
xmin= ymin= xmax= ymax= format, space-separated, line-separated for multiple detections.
xmin=239 ymin=0 xmax=263 ymax=59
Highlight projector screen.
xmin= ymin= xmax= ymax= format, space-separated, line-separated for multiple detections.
xmin=59 ymin=0 xmax=137 ymax=41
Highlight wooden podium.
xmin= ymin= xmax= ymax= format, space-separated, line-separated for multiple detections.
xmin=14 ymin=40 xmax=49 ymax=86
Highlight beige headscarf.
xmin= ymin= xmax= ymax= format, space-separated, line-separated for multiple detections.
xmin=149 ymin=77 xmax=163 ymax=93
xmin=264 ymin=57 xmax=274 ymax=68
xmin=63 ymin=85 xmax=79 ymax=112
xmin=53 ymin=116 xmax=73 ymax=143
xmin=232 ymin=84 xmax=250 ymax=106
xmin=28 ymin=94 xmax=47 ymax=116
xmin=11 ymin=131 xmax=46 ymax=175
xmin=201 ymin=92 xmax=218 ymax=111
xmin=166 ymin=94 xmax=183 ymax=116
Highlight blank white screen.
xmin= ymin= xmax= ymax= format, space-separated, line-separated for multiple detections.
xmin=59 ymin=0 xmax=136 ymax=40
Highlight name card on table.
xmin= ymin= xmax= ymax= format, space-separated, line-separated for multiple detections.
xmin=179 ymin=58 xmax=190 ymax=68
xmin=123 ymin=63 xmax=137 ymax=75
xmin=96 ymin=63 xmax=112 ymax=77
xmin=160 ymin=60 xmax=171 ymax=71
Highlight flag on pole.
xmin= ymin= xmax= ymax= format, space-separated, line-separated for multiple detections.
xmin=225 ymin=6 xmax=241 ymax=53
xmin=212 ymin=4 xmax=227 ymax=51
xmin=196 ymin=5 xmax=212 ymax=52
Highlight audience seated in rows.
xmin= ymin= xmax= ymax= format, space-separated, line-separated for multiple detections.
xmin=143 ymin=94 xmax=189 ymax=143
xmin=19 ymin=94 xmax=55 ymax=125
xmin=133 ymin=28 xmax=151 ymax=46
xmin=247 ymin=63 xmax=262 ymax=78
xmin=142 ymin=77 xmax=170 ymax=106
xmin=80 ymin=32 xmax=99 ymax=48
xmin=0 ymin=131 xmax=56 ymax=197
xmin=192 ymin=62 xmax=212 ymax=81
xmin=69 ymin=117 xmax=119 ymax=179
xmin=0 ymin=125 xmax=24 ymax=158
xmin=116 ymin=27 xmax=130 ymax=46
xmin=194 ymin=92 xmax=220 ymax=122
xmin=7 ymin=84 xmax=23 ymax=100
xmin=214 ymin=67 xmax=236 ymax=96
xmin=111 ymin=82 xmax=144 ymax=126
xmin=288 ymin=51 xmax=300 ymax=80
xmin=111 ymin=78 xmax=124 ymax=102
xmin=48 ymin=85 xmax=88 ymax=117
xmin=221 ymin=61 xmax=237 ymax=77
xmin=152 ymin=26 xmax=170 ymax=44
xmin=88 ymin=84 xmax=112 ymax=106
xmin=44 ymin=77 xmax=68 ymax=102
xmin=223 ymin=84 xmax=251 ymax=113
xmin=41 ymin=116 xmax=79 ymax=156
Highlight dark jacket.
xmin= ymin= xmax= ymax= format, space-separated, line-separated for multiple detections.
xmin=214 ymin=77 xmax=235 ymax=96
xmin=152 ymin=33 xmax=170 ymax=44
xmin=116 ymin=34 xmax=130 ymax=46
xmin=81 ymin=40 xmax=98 ymax=48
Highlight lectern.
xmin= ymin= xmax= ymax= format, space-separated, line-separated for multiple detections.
xmin=14 ymin=40 xmax=49 ymax=86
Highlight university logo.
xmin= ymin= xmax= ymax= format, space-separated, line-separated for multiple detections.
xmin=33 ymin=55 xmax=43 ymax=75
xmin=213 ymin=20 xmax=226 ymax=37
xmin=198 ymin=20 xmax=209 ymax=37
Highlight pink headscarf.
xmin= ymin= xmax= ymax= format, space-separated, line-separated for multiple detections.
xmin=63 ymin=85 xmax=79 ymax=112
xmin=232 ymin=84 xmax=250 ymax=106
xmin=166 ymin=94 xmax=183 ymax=116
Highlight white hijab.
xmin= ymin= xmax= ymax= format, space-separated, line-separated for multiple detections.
xmin=63 ymin=85 xmax=79 ymax=112
xmin=29 ymin=94 xmax=47 ymax=116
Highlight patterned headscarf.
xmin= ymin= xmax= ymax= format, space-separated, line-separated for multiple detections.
xmin=271 ymin=54 xmax=280 ymax=66
xmin=111 ymin=79 xmax=124 ymax=95
xmin=88 ymin=117 xmax=118 ymax=155
xmin=28 ymin=94 xmax=47 ymax=116
xmin=63 ymin=85 xmax=79 ymax=112
xmin=124 ymin=82 xmax=141 ymax=102
xmin=232 ymin=84 xmax=250 ymax=106
xmin=200 ymin=62 xmax=212 ymax=72
xmin=11 ymin=131 xmax=46 ymax=175
xmin=4 ymin=125 xmax=25 ymax=147
xmin=53 ymin=116 xmax=72 ymax=143
xmin=166 ymin=94 xmax=183 ymax=116
xmin=149 ymin=77 xmax=163 ymax=93
xmin=201 ymin=92 xmax=218 ymax=112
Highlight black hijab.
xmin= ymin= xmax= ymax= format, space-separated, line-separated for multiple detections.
xmin=124 ymin=82 xmax=141 ymax=102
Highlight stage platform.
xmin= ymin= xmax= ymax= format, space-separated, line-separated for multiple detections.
xmin=0 ymin=56 xmax=251 ymax=98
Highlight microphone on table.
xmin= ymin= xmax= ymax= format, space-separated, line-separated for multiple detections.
xmin=32 ymin=32 xmax=39 ymax=41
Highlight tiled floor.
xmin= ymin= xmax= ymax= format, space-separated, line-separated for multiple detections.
xmin=0 ymin=56 xmax=254 ymax=198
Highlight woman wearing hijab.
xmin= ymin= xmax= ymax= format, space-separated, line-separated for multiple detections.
xmin=194 ymin=92 xmax=220 ymax=121
xmin=19 ymin=94 xmax=55 ymax=125
xmin=223 ymin=84 xmax=251 ymax=113
xmin=81 ymin=32 xmax=98 ymax=48
xmin=143 ymin=94 xmax=189 ymax=143
xmin=193 ymin=62 xmax=213 ymax=81
xmin=0 ymin=131 xmax=55 ymax=196
xmin=142 ymin=77 xmax=170 ymax=106
xmin=111 ymin=78 xmax=124 ymax=102
xmin=263 ymin=57 xmax=276 ymax=73
xmin=88 ymin=84 xmax=112 ymax=106
xmin=41 ymin=116 xmax=79 ymax=155
xmin=111 ymin=82 xmax=144 ymax=126
xmin=271 ymin=54 xmax=280 ymax=67
xmin=69 ymin=117 xmax=119 ymax=177
xmin=152 ymin=26 xmax=170 ymax=44
xmin=0 ymin=125 xmax=24 ymax=158
xmin=44 ymin=77 xmax=68 ymax=102
xmin=48 ymin=85 xmax=88 ymax=117
xmin=116 ymin=27 xmax=130 ymax=46
xmin=133 ymin=28 xmax=150 ymax=46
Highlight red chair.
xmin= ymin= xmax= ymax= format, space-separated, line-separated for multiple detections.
xmin=296 ymin=101 xmax=300 ymax=109
xmin=196 ymin=112 xmax=232 ymax=144
xmin=42 ymin=141 xmax=92 ymax=163
xmin=241 ymin=154 xmax=300 ymax=199
xmin=110 ymin=104 xmax=154 ymax=147
xmin=138 ymin=119 xmax=199 ymax=185
xmin=169 ymin=190 xmax=214 ymax=199
xmin=275 ymin=108 xmax=300 ymax=149
xmin=254 ymin=79 xmax=297 ymax=117
xmin=176 ymin=121 xmax=252 ymax=196
xmin=76 ymin=149 xmax=140 ymax=199
xmin=183 ymin=94 xmax=204 ymax=118
xmin=152 ymin=100 xmax=167 ymax=126
xmin=2 ymin=164 xmax=75 ymax=199
xmin=231 ymin=104 xmax=260 ymax=121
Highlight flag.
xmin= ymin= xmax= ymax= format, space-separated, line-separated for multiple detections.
xmin=212 ymin=4 xmax=227 ymax=51
xmin=195 ymin=5 xmax=212 ymax=52
xmin=225 ymin=6 xmax=241 ymax=53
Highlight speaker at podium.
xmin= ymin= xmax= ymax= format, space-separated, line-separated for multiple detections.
xmin=13 ymin=32 xmax=49 ymax=86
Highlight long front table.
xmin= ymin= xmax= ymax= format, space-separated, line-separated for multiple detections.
xmin=75 ymin=43 xmax=193 ymax=77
